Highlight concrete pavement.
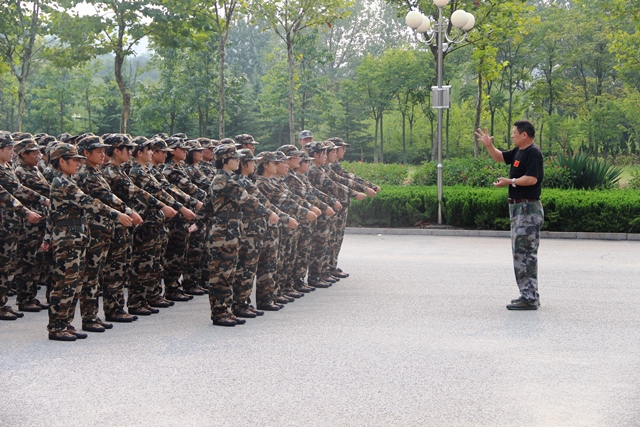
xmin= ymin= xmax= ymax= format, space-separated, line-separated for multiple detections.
xmin=2 ymin=234 xmax=639 ymax=427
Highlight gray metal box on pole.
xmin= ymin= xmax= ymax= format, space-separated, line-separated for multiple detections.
xmin=431 ymin=85 xmax=451 ymax=109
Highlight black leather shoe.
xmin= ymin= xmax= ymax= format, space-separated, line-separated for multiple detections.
xmin=5 ymin=306 xmax=25 ymax=318
xmin=0 ymin=309 xmax=18 ymax=321
xmin=511 ymin=296 xmax=542 ymax=307
xmin=249 ymin=307 xmax=265 ymax=316
xmin=256 ymin=303 xmax=280 ymax=311
xmin=231 ymin=316 xmax=246 ymax=325
xmin=286 ymin=291 xmax=304 ymax=298
xmin=323 ymin=276 xmax=338 ymax=283
xmin=129 ymin=307 xmax=153 ymax=316
xmin=276 ymin=296 xmax=290 ymax=304
xmin=331 ymin=270 xmax=349 ymax=279
xmin=294 ymin=286 xmax=312 ymax=293
xmin=49 ymin=330 xmax=77 ymax=341
xmin=212 ymin=318 xmax=236 ymax=327
xmin=18 ymin=302 xmax=42 ymax=312
xmin=97 ymin=318 xmax=113 ymax=329
xmin=105 ymin=311 xmax=138 ymax=322
xmin=82 ymin=322 xmax=106 ymax=333
xmin=144 ymin=305 xmax=160 ymax=314
xmin=506 ymin=299 xmax=539 ymax=310
xmin=165 ymin=292 xmax=191 ymax=302
xmin=33 ymin=299 xmax=49 ymax=309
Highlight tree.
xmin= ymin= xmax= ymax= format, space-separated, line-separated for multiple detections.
xmin=251 ymin=0 xmax=354 ymax=145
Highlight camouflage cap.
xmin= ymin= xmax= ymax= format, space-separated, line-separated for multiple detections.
xmin=220 ymin=137 xmax=235 ymax=146
xmin=57 ymin=132 xmax=76 ymax=143
xmin=45 ymin=141 xmax=60 ymax=157
xmin=153 ymin=133 xmax=169 ymax=140
xmin=131 ymin=136 xmax=154 ymax=151
xmin=165 ymin=136 xmax=188 ymax=150
xmin=185 ymin=139 xmax=205 ymax=151
xmin=300 ymin=153 xmax=313 ymax=162
xmin=149 ymin=137 xmax=172 ymax=152
xmin=77 ymin=132 xmax=95 ymax=141
xmin=256 ymin=151 xmax=277 ymax=164
xmin=215 ymin=144 xmax=240 ymax=160
xmin=12 ymin=132 xmax=34 ymax=141
xmin=235 ymin=134 xmax=259 ymax=146
xmin=323 ymin=140 xmax=337 ymax=150
xmin=37 ymin=135 xmax=57 ymax=147
xmin=197 ymin=138 xmax=215 ymax=149
xmin=210 ymin=139 xmax=221 ymax=147
xmin=0 ymin=131 xmax=15 ymax=148
xmin=274 ymin=151 xmax=288 ymax=162
xmin=14 ymin=139 xmax=39 ymax=155
xmin=305 ymin=141 xmax=327 ymax=154
xmin=104 ymin=133 xmax=135 ymax=148
xmin=50 ymin=142 xmax=86 ymax=161
xmin=77 ymin=136 xmax=109 ymax=153
xmin=237 ymin=148 xmax=256 ymax=161
xmin=298 ymin=130 xmax=313 ymax=140
xmin=328 ymin=137 xmax=350 ymax=147
xmin=171 ymin=133 xmax=188 ymax=139
xmin=34 ymin=132 xmax=47 ymax=139
xmin=278 ymin=145 xmax=304 ymax=157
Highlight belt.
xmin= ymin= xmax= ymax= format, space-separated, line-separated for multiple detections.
xmin=215 ymin=211 xmax=243 ymax=220
xmin=55 ymin=217 xmax=87 ymax=227
xmin=508 ymin=198 xmax=538 ymax=204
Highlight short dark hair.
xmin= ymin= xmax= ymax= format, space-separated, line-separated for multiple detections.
xmin=514 ymin=120 xmax=535 ymax=138
xmin=51 ymin=158 xmax=61 ymax=169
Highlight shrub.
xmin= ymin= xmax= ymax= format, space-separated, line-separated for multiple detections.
xmin=551 ymin=153 xmax=623 ymax=189
xmin=347 ymin=185 xmax=640 ymax=233
xmin=340 ymin=161 xmax=410 ymax=186
xmin=412 ymin=158 xmax=509 ymax=187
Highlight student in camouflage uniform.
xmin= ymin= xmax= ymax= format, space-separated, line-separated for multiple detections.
xmin=162 ymin=136 xmax=207 ymax=302
xmin=197 ymin=138 xmax=218 ymax=180
xmin=0 ymin=132 xmax=48 ymax=320
xmin=43 ymin=143 xmax=133 ymax=341
xmin=102 ymin=134 xmax=176 ymax=320
xmin=234 ymin=134 xmax=260 ymax=154
xmin=256 ymin=151 xmax=317 ymax=302
xmin=305 ymin=141 xmax=365 ymax=287
xmin=148 ymin=138 xmax=203 ymax=304
xmin=13 ymin=139 xmax=51 ymax=312
xmin=75 ymin=135 xmax=136 ymax=332
xmin=208 ymin=144 xmax=278 ymax=326
xmin=476 ymin=121 xmax=544 ymax=310
xmin=281 ymin=146 xmax=337 ymax=291
xmin=183 ymin=140 xmax=212 ymax=296
xmin=128 ymin=136 xmax=196 ymax=313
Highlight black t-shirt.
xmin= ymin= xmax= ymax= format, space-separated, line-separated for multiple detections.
xmin=502 ymin=144 xmax=543 ymax=199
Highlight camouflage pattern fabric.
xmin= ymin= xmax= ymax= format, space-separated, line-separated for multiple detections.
xmin=102 ymin=226 xmax=132 ymax=315
xmin=509 ymin=200 xmax=544 ymax=302
xmin=330 ymin=160 xmax=379 ymax=191
xmin=0 ymin=218 xmax=20 ymax=310
xmin=255 ymin=226 xmax=279 ymax=306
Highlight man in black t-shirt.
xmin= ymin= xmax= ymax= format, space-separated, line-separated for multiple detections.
xmin=475 ymin=120 xmax=544 ymax=310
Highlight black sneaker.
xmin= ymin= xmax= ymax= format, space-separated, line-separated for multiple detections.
xmin=510 ymin=296 xmax=542 ymax=307
xmin=506 ymin=299 xmax=539 ymax=310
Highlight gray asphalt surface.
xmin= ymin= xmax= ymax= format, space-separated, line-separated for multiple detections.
xmin=2 ymin=234 xmax=639 ymax=427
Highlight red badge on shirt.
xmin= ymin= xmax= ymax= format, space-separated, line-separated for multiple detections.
xmin=514 ymin=160 xmax=520 ymax=167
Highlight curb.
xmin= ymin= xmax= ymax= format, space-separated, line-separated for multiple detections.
xmin=345 ymin=227 xmax=640 ymax=241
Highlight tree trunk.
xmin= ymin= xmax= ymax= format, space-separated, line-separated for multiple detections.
xmin=474 ymin=68 xmax=483 ymax=159
xmin=373 ymin=114 xmax=379 ymax=163
xmin=114 ymin=53 xmax=130 ymax=134
xmin=445 ymin=108 xmax=450 ymax=160
xmin=286 ymin=35 xmax=296 ymax=145
xmin=17 ymin=76 xmax=27 ymax=132
xmin=380 ymin=111 xmax=384 ymax=164
xmin=219 ymin=33 xmax=227 ymax=139
xmin=401 ymin=112 xmax=406 ymax=164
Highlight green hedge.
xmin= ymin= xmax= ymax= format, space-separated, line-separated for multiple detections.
xmin=347 ymin=185 xmax=640 ymax=233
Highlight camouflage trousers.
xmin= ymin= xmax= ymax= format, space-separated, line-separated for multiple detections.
xmin=129 ymin=222 xmax=164 ymax=309
xmin=308 ymin=215 xmax=334 ymax=280
xmin=149 ymin=225 xmax=170 ymax=301
xmin=163 ymin=219 xmax=190 ymax=294
xmin=509 ymin=200 xmax=544 ymax=302
xmin=80 ymin=225 xmax=112 ymax=323
xmin=48 ymin=225 xmax=89 ymax=332
xmin=277 ymin=227 xmax=300 ymax=295
xmin=0 ymin=220 xmax=20 ymax=309
xmin=183 ymin=217 xmax=210 ymax=289
xmin=292 ymin=223 xmax=314 ymax=288
xmin=328 ymin=206 xmax=349 ymax=272
xmin=207 ymin=220 xmax=241 ymax=321
xmin=102 ymin=226 xmax=132 ymax=316
xmin=255 ymin=225 xmax=279 ymax=306
xmin=15 ymin=219 xmax=46 ymax=305
xmin=233 ymin=221 xmax=265 ymax=310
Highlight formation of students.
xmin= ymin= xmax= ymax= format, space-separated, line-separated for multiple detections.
xmin=0 ymin=129 xmax=380 ymax=341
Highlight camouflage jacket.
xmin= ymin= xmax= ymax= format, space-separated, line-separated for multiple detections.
xmin=14 ymin=158 xmax=50 ymax=213
xmin=76 ymin=163 xmax=131 ymax=232
xmin=128 ymin=161 xmax=183 ymax=211
xmin=149 ymin=163 xmax=201 ymax=210
xmin=256 ymin=175 xmax=310 ymax=220
xmin=307 ymin=163 xmax=356 ymax=204
xmin=184 ymin=163 xmax=211 ymax=192
xmin=285 ymin=170 xmax=332 ymax=211
xmin=0 ymin=183 xmax=31 ymax=219
xmin=235 ymin=173 xmax=289 ymax=229
xmin=0 ymin=162 xmax=48 ymax=223
xmin=210 ymin=169 xmax=272 ymax=222
xmin=102 ymin=162 xmax=166 ymax=219
xmin=330 ymin=161 xmax=379 ymax=190
xmin=163 ymin=160 xmax=207 ymax=201
xmin=322 ymin=164 xmax=368 ymax=193
xmin=198 ymin=161 xmax=217 ymax=181
xmin=46 ymin=171 xmax=121 ymax=243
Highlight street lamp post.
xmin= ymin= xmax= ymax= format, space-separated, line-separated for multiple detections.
xmin=406 ymin=2 xmax=475 ymax=225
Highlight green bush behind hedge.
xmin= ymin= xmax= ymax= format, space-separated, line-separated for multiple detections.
xmin=347 ymin=185 xmax=640 ymax=233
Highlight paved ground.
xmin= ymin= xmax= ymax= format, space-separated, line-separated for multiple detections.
xmin=2 ymin=234 xmax=639 ymax=427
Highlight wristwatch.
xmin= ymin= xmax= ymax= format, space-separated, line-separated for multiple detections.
xmin=511 ymin=178 xmax=516 ymax=187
